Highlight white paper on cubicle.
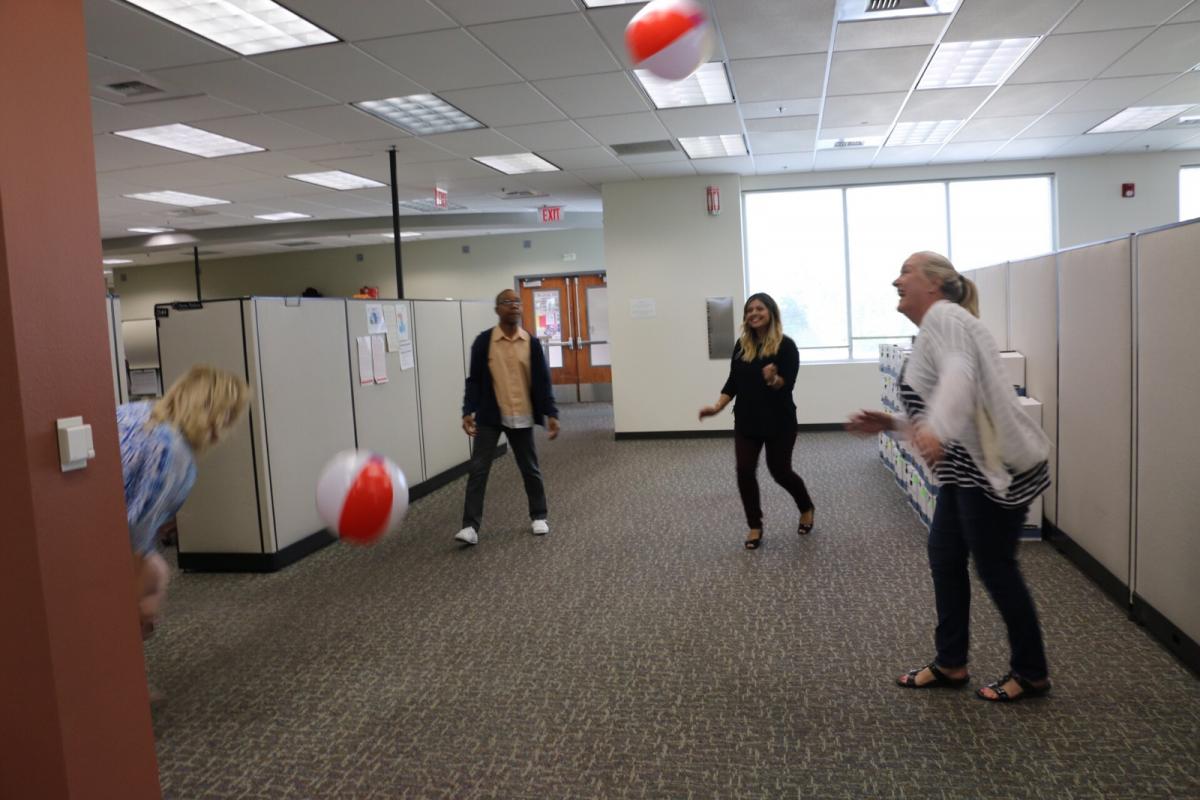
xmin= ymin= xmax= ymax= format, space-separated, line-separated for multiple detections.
xmin=395 ymin=304 xmax=411 ymax=343
xmin=357 ymin=336 xmax=373 ymax=384
xmin=399 ymin=342 xmax=414 ymax=370
xmin=365 ymin=304 xmax=386 ymax=335
xmin=371 ymin=334 xmax=388 ymax=384
xmin=383 ymin=306 xmax=400 ymax=352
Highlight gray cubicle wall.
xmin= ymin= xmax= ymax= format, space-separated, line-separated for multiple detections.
xmin=106 ymin=296 xmax=129 ymax=405
xmin=156 ymin=300 xmax=265 ymax=556
xmin=1007 ymin=254 xmax=1059 ymax=524
xmin=413 ymin=300 xmax=471 ymax=479
xmin=1056 ymin=238 xmax=1134 ymax=587
xmin=1134 ymin=220 xmax=1200 ymax=650
xmin=346 ymin=299 xmax=424 ymax=488
xmin=972 ymin=263 xmax=1009 ymax=350
xmin=460 ymin=301 xmax=497 ymax=369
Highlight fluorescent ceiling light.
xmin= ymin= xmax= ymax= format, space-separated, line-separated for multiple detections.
xmin=918 ymin=38 xmax=1039 ymax=89
xmin=634 ymin=62 xmax=734 ymax=109
xmin=679 ymin=134 xmax=747 ymax=159
xmin=356 ymin=94 xmax=483 ymax=135
xmin=288 ymin=171 xmax=386 ymax=190
xmin=1087 ymin=105 xmax=1195 ymax=134
xmin=382 ymin=232 xmax=423 ymax=239
xmin=103 ymin=258 xmax=133 ymax=265
xmin=114 ymin=123 xmax=263 ymax=158
xmin=1180 ymin=114 xmax=1200 ymax=124
xmin=121 ymin=0 xmax=337 ymax=56
xmin=581 ymin=0 xmax=644 ymax=6
xmin=125 ymin=190 xmax=229 ymax=206
xmin=127 ymin=226 xmax=174 ymax=234
xmin=255 ymin=211 xmax=312 ymax=221
xmin=887 ymin=119 xmax=962 ymax=146
xmin=473 ymin=153 xmax=561 ymax=175
xmin=817 ymin=135 xmax=885 ymax=150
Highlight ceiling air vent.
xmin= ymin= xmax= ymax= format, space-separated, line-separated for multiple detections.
xmin=103 ymin=80 xmax=165 ymax=98
xmin=495 ymin=189 xmax=549 ymax=200
xmin=610 ymin=140 xmax=677 ymax=157
xmin=865 ymin=0 xmax=933 ymax=12
xmin=398 ymin=199 xmax=468 ymax=212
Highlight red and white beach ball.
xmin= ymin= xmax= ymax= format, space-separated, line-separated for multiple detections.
xmin=316 ymin=451 xmax=408 ymax=545
xmin=625 ymin=0 xmax=715 ymax=81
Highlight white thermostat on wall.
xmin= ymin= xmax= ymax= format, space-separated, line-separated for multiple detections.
xmin=57 ymin=416 xmax=95 ymax=472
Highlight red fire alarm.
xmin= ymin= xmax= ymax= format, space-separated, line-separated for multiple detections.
xmin=706 ymin=185 xmax=720 ymax=215
xmin=1122 ymin=183 xmax=1135 ymax=198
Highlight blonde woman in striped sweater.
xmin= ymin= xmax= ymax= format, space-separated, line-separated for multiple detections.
xmin=848 ymin=252 xmax=1052 ymax=703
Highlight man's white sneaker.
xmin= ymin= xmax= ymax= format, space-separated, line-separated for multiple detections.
xmin=455 ymin=526 xmax=478 ymax=545
xmin=531 ymin=519 xmax=550 ymax=536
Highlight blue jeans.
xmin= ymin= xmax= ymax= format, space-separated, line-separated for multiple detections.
xmin=928 ymin=484 xmax=1048 ymax=681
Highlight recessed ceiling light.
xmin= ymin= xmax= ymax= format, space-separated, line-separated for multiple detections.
xmin=127 ymin=226 xmax=175 ymax=234
xmin=581 ymin=0 xmax=644 ymax=6
xmin=816 ymin=135 xmax=885 ymax=150
xmin=1179 ymin=114 xmax=1200 ymax=125
xmin=287 ymin=171 xmax=386 ymax=190
xmin=354 ymin=94 xmax=483 ymax=136
xmin=918 ymin=38 xmax=1039 ymax=89
xmin=678 ymin=134 xmax=747 ymax=159
xmin=114 ymin=123 xmax=263 ymax=158
xmin=125 ymin=190 xmax=230 ymax=206
xmin=473 ymin=153 xmax=561 ymax=175
xmin=120 ymin=0 xmax=337 ymax=56
xmin=382 ymin=232 xmax=423 ymax=239
xmin=886 ymin=120 xmax=962 ymax=146
xmin=634 ymin=62 xmax=734 ymax=109
xmin=103 ymin=258 xmax=133 ymax=265
xmin=255 ymin=211 xmax=312 ymax=221
xmin=1087 ymin=105 xmax=1195 ymax=134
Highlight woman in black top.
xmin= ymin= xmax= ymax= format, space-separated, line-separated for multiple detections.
xmin=700 ymin=293 xmax=815 ymax=549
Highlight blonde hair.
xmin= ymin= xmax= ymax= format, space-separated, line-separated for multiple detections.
xmin=151 ymin=365 xmax=248 ymax=453
xmin=913 ymin=251 xmax=979 ymax=318
xmin=737 ymin=292 xmax=784 ymax=362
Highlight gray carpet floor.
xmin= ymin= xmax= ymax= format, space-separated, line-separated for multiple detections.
xmin=147 ymin=403 xmax=1200 ymax=799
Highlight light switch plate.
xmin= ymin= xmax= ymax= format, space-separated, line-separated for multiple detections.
xmin=57 ymin=416 xmax=95 ymax=472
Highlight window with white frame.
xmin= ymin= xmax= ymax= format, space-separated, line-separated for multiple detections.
xmin=1181 ymin=166 xmax=1200 ymax=222
xmin=745 ymin=175 xmax=1053 ymax=362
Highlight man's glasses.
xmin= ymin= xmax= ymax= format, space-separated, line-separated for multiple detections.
xmin=497 ymin=299 xmax=521 ymax=306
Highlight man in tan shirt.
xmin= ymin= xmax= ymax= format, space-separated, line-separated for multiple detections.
xmin=457 ymin=289 xmax=560 ymax=546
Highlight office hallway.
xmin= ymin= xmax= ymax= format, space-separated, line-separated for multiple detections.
xmin=147 ymin=403 xmax=1200 ymax=799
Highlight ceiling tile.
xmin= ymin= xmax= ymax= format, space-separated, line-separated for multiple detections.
xmin=572 ymin=165 xmax=639 ymax=184
xmin=91 ymin=98 xmax=157 ymax=134
xmin=1101 ymin=22 xmax=1200 ymax=78
xmin=741 ymin=98 xmax=823 ymax=119
xmin=953 ymin=116 xmax=1039 ymax=142
xmin=440 ymin=83 xmax=565 ymax=127
xmin=432 ymin=0 xmax=577 ymax=25
xmin=1057 ymin=0 xmax=1195 ymax=34
xmin=576 ymin=112 xmax=671 ymax=145
xmin=213 ymin=151 xmax=328 ymax=177
xmin=252 ymin=44 xmax=423 ymax=103
xmin=109 ymin=160 xmax=269 ymax=189
xmin=112 ymin=95 xmax=258 ymax=127
xmin=1137 ymin=71 xmax=1200 ymax=105
xmin=821 ymin=92 xmax=908 ymax=127
xmin=283 ymin=0 xmax=456 ymax=40
xmin=538 ymin=147 xmax=622 ymax=170
xmin=745 ymin=115 xmax=820 ymax=133
xmin=657 ymin=105 xmax=745 ymax=137
xmin=1052 ymin=132 xmax=1135 ymax=156
xmin=730 ymin=55 xmax=827 ymax=103
xmin=586 ymin=5 xmax=648 ymax=70
xmin=190 ymin=177 xmax=331 ymax=203
xmin=820 ymin=125 xmax=890 ymax=140
xmin=631 ymin=162 xmax=697 ymax=179
xmin=1021 ymin=110 xmax=1113 ymax=137
xmin=419 ymin=129 xmax=525 ymax=157
xmin=1110 ymin=127 xmax=1200 ymax=151
xmin=993 ymin=136 xmax=1074 ymax=159
xmin=835 ymin=16 xmax=948 ymax=50
xmin=1010 ymin=29 xmax=1154 ymax=84
xmin=1054 ymin=75 xmax=1177 ymax=113
xmin=814 ymin=148 xmax=878 ymax=171
xmin=754 ymin=154 xmax=815 ymax=173
xmin=1175 ymin=3 xmax=1200 ymax=23
xmin=944 ymin=0 xmax=1079 ymax=40
xmin=496 ymin=121 xmax=599 ymax=152
xmin=872 ymin=144 xmax=943 ymax=166
xmin=693 ymin=156 xmax=756 ymax=174
xmin=84 ymin=0 xmax=234 ymax=71
xmin=932 ymin=141 xmax=1005 ymax=162
xmin=198 ymin=114 xmax=334 ymax=151
xmin=358 ymin=30 xmax=521 ymax=91
xmin=828 ymin=46 xmax=931 ymax=96
xmin=398 ymin=159 xmax=507 ymax=182
xmin=899 ymin=87 xmax=992 ymax=121
xmin=712 ymin=0 xmax=835 ymax=58
xmin=93 ymin=134 xmax=195 ymax=172
xmin=470 ymin=14 xmax=621 ymax=80
xmin=534 ymin=73 xmax=649 ymax=117
xmin=975 ymin=81 xmax=1087 ymax=117
xmin=151 ymin=59 xmax=335 ymax=113
xmin=749 ymin=131 xmax=817 ymax=154
xmin=618 ymin=149 xmax=688 ymax=165
xmin=270 ymin=105 xmax=413 ymax=142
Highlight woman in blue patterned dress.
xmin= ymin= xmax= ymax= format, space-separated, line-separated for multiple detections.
xmin=119 ymin=365 xmax=247 ymax=635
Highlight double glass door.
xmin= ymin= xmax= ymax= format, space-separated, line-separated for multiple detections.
xmin=519 ymin=273 xmax=611 ymax=403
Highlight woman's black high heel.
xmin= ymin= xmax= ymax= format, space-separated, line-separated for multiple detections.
xmin=744 ymin=528 xmax=763 ymax=549
xmin=797 ymin=509 xmax=815 ymax=535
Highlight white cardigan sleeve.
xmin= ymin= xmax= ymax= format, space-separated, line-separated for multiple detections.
xmin=922 ymin=313 xmax=977 ymax=443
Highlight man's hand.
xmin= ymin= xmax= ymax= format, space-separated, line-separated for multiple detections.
xmin=462 ymin=414 xmax=477 ymax=437
xmin=547 ymin=416 xmax=560 ymax=440
xmin=845 ymin=409 xmax=895 ymax=435
xmin=911 ymin=422 xmax=944 ymax=466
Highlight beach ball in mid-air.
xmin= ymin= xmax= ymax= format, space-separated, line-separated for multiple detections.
xmin=625 ymin=0 xmax=714 ymax=81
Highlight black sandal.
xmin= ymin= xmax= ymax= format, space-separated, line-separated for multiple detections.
xmin=744 ymin=529 xmax=763 ymax=550
xmin=897 ymin=662 xmax=970 ymax=689
xmin=797 ymin=510 xmax=815 ymax=536
xmin=976 ymin=672 xmax=1051 ymax=703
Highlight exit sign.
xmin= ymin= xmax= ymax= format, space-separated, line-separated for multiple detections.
xmin=540 ymin=205 xmax=562 ymax=223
